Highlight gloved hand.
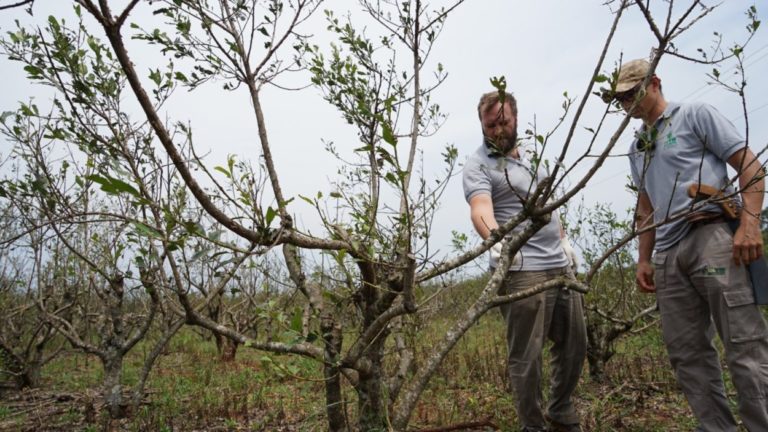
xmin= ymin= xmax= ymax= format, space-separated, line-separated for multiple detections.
xmin=490 ymin=242 xmax=503 ymax=262
xmin=489 ymin=241 xmax=521 ymax=269
xmin=561 ymin=237 xmax=579 ymax=272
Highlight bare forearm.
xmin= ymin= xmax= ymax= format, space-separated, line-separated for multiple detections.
xmin=729 ymin=148 xmax=765 ymax=224
xmin=468 ymin=194 xmax=498 ymax=240
xmin=636 ymin=192 xmax=655 ymax=263
xmin=637 ymin=229 xmax=655 ymax=263
xmin=727 ymin=149 xmax=765 ymax=264
xmin=471 ymin=211 xmax=498 ymax=240
xmin=739 ymin=169 xmax=765 ymax=225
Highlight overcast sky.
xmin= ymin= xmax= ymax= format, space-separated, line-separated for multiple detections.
xmin=1 ymin=1 xmax=766 ymax=262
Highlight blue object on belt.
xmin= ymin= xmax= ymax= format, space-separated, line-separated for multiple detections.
xmin=727 ymin=219 xmax=768 ymax=305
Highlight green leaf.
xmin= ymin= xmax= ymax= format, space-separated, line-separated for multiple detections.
xmin=85 ymin=175 xmax=141 ymax=198
xmin=214 ymin=166 xmax=231 ymax=178
xmin=490 ymin=75 xmax=507 ymax=93
xmin=86 ymin=35 xmax=101 ymax=55
xmin=23 ymin=65 xmax=43 ymax=78
xmin=132 ymin=221 xmax=163 ymax=239
xmin=298 ymin=194 xmax=315 ymax=205
xmin=290 ymin=308 xmax=303 ymax=334
xmin=227 ymin=154 xmax=236 ymax=174
xmin=149 ymin=69 xmax=162 ymax=85
xmin=182 ymin=220 xmax=206 ymax=237
xmin=19 ymin=103 xmax=38 ymax=117
xmin=190 ymin=247 xmax=211 ymax=262
xmin=47 ymin=16 xmax=60 ymax=33
xmin=176 ymin=19 xmax=191 ymax=35
xmin=382 ymin=123 xmax=397 ymax=147
xmin=265 ymin=206 xmax=277 ymax=226
xmin=43 ymin=127 xmax=67 ymax=140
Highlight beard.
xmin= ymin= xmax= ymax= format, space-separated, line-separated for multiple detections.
xmin=483 ymin=127 xmax=518 ymax=155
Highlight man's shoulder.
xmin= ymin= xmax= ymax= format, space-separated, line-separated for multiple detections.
xmin=462 ymin=145 xmax=491 ymax=179
xmin=467 ymin=144 xmax=488 ymax=158
xmin=673 ymin=100 xmax=716 ymax=119
xmin=464 ymin=145 xmax=491 ymax=168
xmin=462 ymin=146 xmax=494 ymax=199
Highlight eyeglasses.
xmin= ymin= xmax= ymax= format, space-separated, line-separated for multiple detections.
xmin=614 ymin=83 xmax=645 ymax=104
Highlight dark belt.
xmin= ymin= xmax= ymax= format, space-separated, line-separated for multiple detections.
xmin=689 ymin=214 xmax=727 ymax=226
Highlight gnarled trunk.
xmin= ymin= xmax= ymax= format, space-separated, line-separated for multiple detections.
xmin=103 ymin=353 xmax=125 ymax=419
xmin=322 ymin=315 xmax=346 ymax=431
xmin=356 ymin=337 xmax=388 ymax=431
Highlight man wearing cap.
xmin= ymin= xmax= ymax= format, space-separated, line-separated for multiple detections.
xmin=463 ymin=90 xmax=586 ymax=432
xmin=607 ymin=58 xmax=768 ymax=431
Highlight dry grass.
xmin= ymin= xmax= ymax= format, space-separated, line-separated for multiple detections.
xmin=0 ymin=301 xmax=749 ymax=431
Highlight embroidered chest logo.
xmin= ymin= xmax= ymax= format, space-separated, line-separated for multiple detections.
xmin=664 ymin=132 xmax=678 ymax=149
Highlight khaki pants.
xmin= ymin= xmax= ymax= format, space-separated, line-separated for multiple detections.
xmin=654 ymin=222 xmax=768 ymax=432
xmin=498 ymin=266 xmax=586 ymax=428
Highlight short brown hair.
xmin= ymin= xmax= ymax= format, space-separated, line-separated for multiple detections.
xmin=477 ymin=91 xmax=517 ymax=119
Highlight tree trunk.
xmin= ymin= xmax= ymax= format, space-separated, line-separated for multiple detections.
xmin=21 ymin=337 xmax=51 ymax=389
xmin=103 ymin=354 xmax=125 ymax=419
xmin=0 ymin=341 xmax=41 ymax=389
xmin=209 ymin=297 xmax=225 ymax=357
xmin=19 ymin=360 xmax=42 ymax=389
xmin=132 ymin=319 xmax=184 ymax=411
xmin=322 ymin=315 xmax=346 ymax=431
xmin=586 ymin=321 xmax=613 ymax=383
xmin=356 ymin=338 xmax=388 ymax=432
xmin=220 ymin=337 xmax=239 ymax=362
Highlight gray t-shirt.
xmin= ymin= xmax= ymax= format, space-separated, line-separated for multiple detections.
xmin=628 ymin=101 xmax=744 ymax=251
xmin=463 ymin=144 xmax=569 ymax=271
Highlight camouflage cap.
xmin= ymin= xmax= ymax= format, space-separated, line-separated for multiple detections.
xmin=615 ymin=59 xmax=651 ymax=93
xmin=599 ymin=58 xmax=652 ymax=103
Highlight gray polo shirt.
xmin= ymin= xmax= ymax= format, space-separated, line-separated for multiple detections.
xmin=463 ymin=144 xmax=569 ymax=271
xmin=628 ymin=101 xmax=744 ymax=251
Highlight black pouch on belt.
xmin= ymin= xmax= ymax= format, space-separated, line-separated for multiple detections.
xmin=727 ymin=219 xmax=768 ymax=305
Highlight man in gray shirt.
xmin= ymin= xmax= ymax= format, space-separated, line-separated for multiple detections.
xmin=463 ymin=91 xmax=586 ymax=432
xmin=609 ymin=58 xmax=768 ymax=431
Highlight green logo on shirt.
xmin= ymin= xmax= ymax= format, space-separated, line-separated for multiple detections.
xmin=664 ymin=132 xmax=678 ymax=148
xmin=701 ymin=266 xmax=726 ymax=276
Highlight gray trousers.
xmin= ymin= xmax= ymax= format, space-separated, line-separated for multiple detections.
xmin=498 ymin=266 xmax=587 ymax=428
xmin=654 ymin=222 xmax=768 ymax=432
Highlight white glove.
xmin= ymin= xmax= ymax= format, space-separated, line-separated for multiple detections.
xmin=561 ymin=237 xmax=579 ymax=272
xmin=489 ymin=241 xmax=521 ymax=269
xmin=490 ymin=242 xmax=502 ymax=262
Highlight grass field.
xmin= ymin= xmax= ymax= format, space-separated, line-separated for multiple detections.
xmin=2 ymin=304 xmax=743 ymax=431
